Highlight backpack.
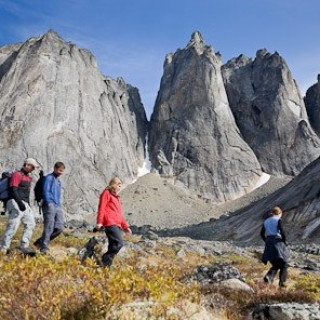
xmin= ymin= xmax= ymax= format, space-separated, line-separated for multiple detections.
xmin=0 ymin=170 xmax=15 ymax=201
xmin=34 ymin=170 xmax=44 ymax=204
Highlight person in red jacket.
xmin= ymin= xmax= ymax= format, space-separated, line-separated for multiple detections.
xmin=96 ymin=177 xmax=131 ymax=267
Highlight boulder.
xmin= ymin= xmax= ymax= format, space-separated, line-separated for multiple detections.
xmin=251 ymin=303 xmax=320 ymax=320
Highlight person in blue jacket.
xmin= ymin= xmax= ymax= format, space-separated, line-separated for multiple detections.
xmin=34 ymin=162 xmax=65 ymax=254
xmin=260 ymin=206 xmax=290 ymax=288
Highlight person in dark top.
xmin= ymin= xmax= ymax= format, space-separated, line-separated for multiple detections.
xmin=260 ymin=206 xmax=290 ymax=288
xmin=0 ymin=158 xmax=38 ymax=254
xmin=34 ymin=162 xmax=66 ymax=254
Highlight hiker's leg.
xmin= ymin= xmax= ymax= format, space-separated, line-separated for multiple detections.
xmin=50 ymin=205 xmax=64 ymax=241
xmin=19 ymin=203 xmax=35 ymax=250
xmin=0 ymin=200 xmax=23 ymax=250
xmin=279 ymin=260 xmax=288 ymax=286
xmin=34 ymin=204 xmax=60 ymax=247
xmin=102 ymin=226 xmax=123 ymax=267
xmin=40 ymin=203 xmax=56 ymax=250
xmin=264 ymin=260 xmax=279 ymax=283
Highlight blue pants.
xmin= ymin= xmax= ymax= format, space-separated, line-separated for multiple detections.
xmin=38 ymin=203 xmax=64 ymax=250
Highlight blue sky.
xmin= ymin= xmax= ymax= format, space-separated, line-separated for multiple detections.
xmin=1 ymin=0 xmax=320 ymax=118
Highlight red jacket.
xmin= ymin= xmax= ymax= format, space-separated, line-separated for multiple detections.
xmin=97 ymin=189 xmax=129 ymax=230
xmin=9 ymin=170 xmax=32 ymax=203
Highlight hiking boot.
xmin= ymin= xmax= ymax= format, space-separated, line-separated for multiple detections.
xmin=263 ymin=275 xmax=274 ymax=284
xmin=33 ymin=238 xmax=42 ymax=249
xmin=20 ymin=247 xmax=36 ymax=255
xmin=279 ymin=282 xmax=287 ymax=288
xmin=20 ymin=248 xmax=37 ymax=257
xmin=40 ymin=247 xmax=49 ymax=255
xmin=0 ymin=247 xmax=11 ymax=255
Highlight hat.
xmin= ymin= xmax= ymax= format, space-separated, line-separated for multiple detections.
xmin=25 ymin=158 xmax=39 ymax=168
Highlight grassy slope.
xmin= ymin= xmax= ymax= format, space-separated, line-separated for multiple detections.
xmin=0 ymin=218 xmax=319 ymax=320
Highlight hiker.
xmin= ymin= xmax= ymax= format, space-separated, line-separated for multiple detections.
xmin=34 ymin=162 xmax=65 ymax=254
xmin=260 ymin=206 xmax=290 ymax=288
xmin=0 ymin=158 xmax=38 ymax=254
xmin=96 ymin=177 xmax=132 ymax=267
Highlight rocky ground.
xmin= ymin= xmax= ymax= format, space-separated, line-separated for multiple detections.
xmin=119 ymin=172 xmax=291 ymax=229
xmin=48 ymin=226 xmax=320 ymax=319
xmin=1 ymin=214 xmax=320 ymax=319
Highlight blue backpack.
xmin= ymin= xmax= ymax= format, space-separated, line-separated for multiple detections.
xmin=0 ymin=170 xmax=15 ymax=201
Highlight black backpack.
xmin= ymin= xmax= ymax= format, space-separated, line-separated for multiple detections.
xmin=34 ymin=170 xmax=44 ymax=204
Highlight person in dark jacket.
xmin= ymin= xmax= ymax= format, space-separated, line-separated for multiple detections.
xmin=96 ymin=177 xmax=132 ymax=267
xmin=261 ymin=206 xmax=290 ymax=288
xmin=34 ymin=162 xmax=65 ymax=254
xmin=0 ymin=158 xmax=38 ymax=254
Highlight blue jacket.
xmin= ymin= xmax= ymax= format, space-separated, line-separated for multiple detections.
xmin=42 ymin=173 xmax=61 ymax=206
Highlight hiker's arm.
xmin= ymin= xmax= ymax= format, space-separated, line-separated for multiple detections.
xmin=121 ymin=216 xmax=130 ymax=231
xmin=260 ymin=225 xmax=266 ymax=242
xmin=42 ymin=175 xmax=54 ymax=204
xmin=278 ymin=220 xmax=287 ymax=244
xmin=9 ymin=172 xmax=25 ymax=211
xmin=124 ymin=227 xmax=132 ymax=234
xmin=96 ymin=190 xmax=110 ymax=225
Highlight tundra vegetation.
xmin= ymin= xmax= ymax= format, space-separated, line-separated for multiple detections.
xmin=0 ymin=219 xmax=319 ymax=320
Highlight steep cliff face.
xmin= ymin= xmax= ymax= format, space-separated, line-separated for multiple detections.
xmin=0 ymin=30 xmax=147 ymax=214
xmin=158 ymin=157 xmax=320 ymax=243
xmin=148 ymin=32 xmax=262 ymax=203
xmin=222 ymin=50 xmax=320 ymax=176
xmin=210 ymin=156 xmax=320 ymax=243
xmin=305 ymin=75 xmax=320 ymax=135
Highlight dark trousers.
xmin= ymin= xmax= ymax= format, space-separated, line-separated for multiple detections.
xmin=102 ymin=226 xmax=123 ymax=267
xmin=265 ymin=258 xmax=288 ymax=284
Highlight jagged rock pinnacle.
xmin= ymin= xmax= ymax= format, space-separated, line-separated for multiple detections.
xmin=186 ymin=31 xmax=206 ymax=53
xmin=149 ymin=30 xmax=262 ymax=202
xmin=41 ymin=29 xmax=63 ymax=41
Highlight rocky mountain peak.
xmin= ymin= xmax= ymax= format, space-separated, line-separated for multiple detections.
xmin=222 ymin=49 xmax=320 ymax=176
xmin=41 ymin=29 xmax=63 ymax=42
xmin=0 ymin=30 xmax=148 ymax=215
xmin=224 ymin=54 xmax=252 ymax=70
xmin=189 ymin=31 xmax=204 ymax=44
xmin=255 ymin=48 xmax=269 ymax=58
xmin=186 ymin=31 xmax=209 ymax=54
xmin=149 ymin=33 xmax=262 ymax=203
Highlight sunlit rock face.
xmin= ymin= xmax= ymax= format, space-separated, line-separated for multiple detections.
xmin=148 ymin=32 xmax=262 ymax=203
xmin=0 ymin=30 xmax=147 ymax=214
xmin=222 ymin=50 xmax=320 ymax=176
